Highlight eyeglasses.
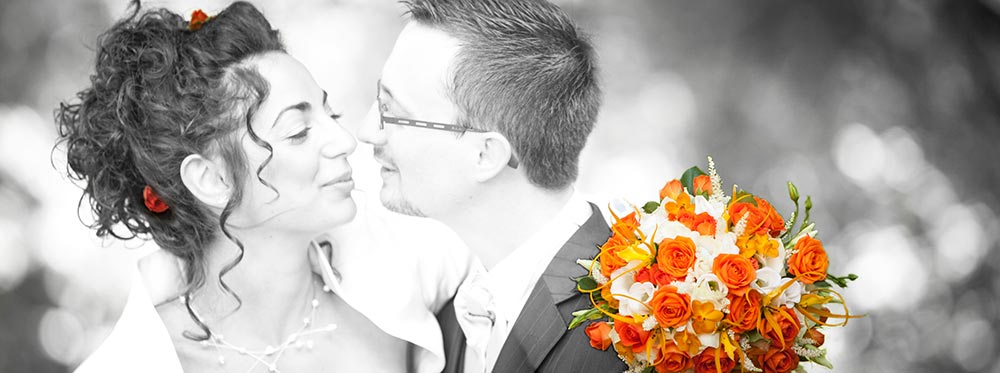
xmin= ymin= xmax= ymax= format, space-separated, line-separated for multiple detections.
xmin=375 ymin=81 xmax=519 ymax=169
xmin=375 ymin=81 xmax=485 ymax=133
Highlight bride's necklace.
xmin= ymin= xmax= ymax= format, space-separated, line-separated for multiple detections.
xmin=184 ymin=278 xmax=338 ymax=372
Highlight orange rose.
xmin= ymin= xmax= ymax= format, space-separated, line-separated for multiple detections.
xmin=754 ymin=197 xmax=785 ymax=237
xmin=649 ymin=286 xmax=692 ymax=328
xmin=693 ymin=347 xmax=736 ymax=373
xmin=634 ymin=266 xmax=673 ymax=287
xmin=585 ymin=321 xmax=613 ymax=350
xmin=657 ymin=236 xmax=697 ymax=278
xmin=728 ymin=197 xmax=784 ymax=238
xmin=761 ymin=345 xmax=799 ymax=373
xmin=600 ymin=233 xmax=631 ymax=277
xmin=613 ymin=319 xmax=650 ymax=353
xmin=654 ymin=342 xmax=692 ymax=373
xmin=660 ymin=179 xmax=684 ymax=201
xmin=726 ymin=289 xmax=762 ymax=333
xmin=760 ymin=306 xmax=800 ymax=350
xmin=692 ymin=174 xmax=712 ymax=196
xmin=712 ymin=254 xmax=756 ymax=296
xmin=787 ymin=236 xmax=828 ymax=284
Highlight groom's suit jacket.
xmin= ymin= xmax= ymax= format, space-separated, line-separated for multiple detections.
xmin=436 ymin=202 xmax=627 ymax=373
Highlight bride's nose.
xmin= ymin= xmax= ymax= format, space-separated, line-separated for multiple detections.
xmin=320 ymin=122 xmax=356 ymax=159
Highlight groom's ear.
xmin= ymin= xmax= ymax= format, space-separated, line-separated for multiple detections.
xmin=180 ymin=153 xmax=231 ymax=209
xmin=472 ymin=133 xmax=515 ymax=182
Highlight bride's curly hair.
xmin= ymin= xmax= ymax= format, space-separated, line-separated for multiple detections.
xmin=54 ymin=1 xmax=283 ymax=340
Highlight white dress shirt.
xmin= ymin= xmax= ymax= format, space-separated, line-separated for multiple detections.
xmin=458 ymin=192 xmax=593 ymax=373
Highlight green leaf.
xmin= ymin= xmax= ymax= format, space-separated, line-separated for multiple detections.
xmin=825 ymin=273 xmax=859 ymax=288
xmin=577 ymin=276 xmax=599 ymax=291
xmin=809 ymin=351 xmax=834 ymax=369
xmin=732 ymin=189 xmax=757 ymax=207
xmin=642 ymin=201 xmax=660 ymax=214
xmin=567 ymin=307 xmax=605 ymax=330
xmin=680 ymin=166 xmax=707 ymax=196
xmin=812 ymin=280 xmax=832 ymax=288
xmin=641 ymin=367 xmax=656 ymax=373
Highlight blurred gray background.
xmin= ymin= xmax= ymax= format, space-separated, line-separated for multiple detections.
xmin=1 ymin=0 xmax=998 ymax=372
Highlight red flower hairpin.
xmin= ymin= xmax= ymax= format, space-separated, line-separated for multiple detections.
xmin=143 ymin=185 xmax=169 ymax=213
xmin=188 ymin=9 xmax=211 ymax=31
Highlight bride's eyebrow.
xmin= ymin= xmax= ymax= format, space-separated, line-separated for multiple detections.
xmin=272 ymin=101 xmax=310 ymax=128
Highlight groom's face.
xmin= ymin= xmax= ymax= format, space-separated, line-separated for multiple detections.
xmin=358 ymin=23 xmax=477 ymax=217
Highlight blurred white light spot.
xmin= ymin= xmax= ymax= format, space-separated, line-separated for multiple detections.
xmin=833 ymin=123 xmax=886 ymax=189
xmin=39 ymin=307 xmax=86 ymax=365
xmin=880 ymin=126 xmax=926 ymax=193
xmin=952 ymin=317 xmax=995 ymax=372
xmin=844 ymin=225 xmax=927 ymax=311
xmin=0 ymin=221 xmax=30 ymax=291
xmin=636 ymin=72 xmax=697 ymax=134
xmin=586 ymin=149 xmax=682 ymax=206
xmin=933 ymin=204 xmax=987 ymax=282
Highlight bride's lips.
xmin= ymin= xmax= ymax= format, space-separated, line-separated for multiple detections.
xmin=322 ymin=172 xmax=354 ymax=193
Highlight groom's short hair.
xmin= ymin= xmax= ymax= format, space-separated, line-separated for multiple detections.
xmin=403 ymin=0 xmax=601 ymax=190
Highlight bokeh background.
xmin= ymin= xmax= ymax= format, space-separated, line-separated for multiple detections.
xmin=1 ymin=0 xmax=998 ymax=372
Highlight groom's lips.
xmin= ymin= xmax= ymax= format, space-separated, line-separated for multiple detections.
xmin=372 ymin=148 xmax=398 ymax=174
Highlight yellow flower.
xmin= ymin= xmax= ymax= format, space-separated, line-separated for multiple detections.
xmin=691 ymin=300 xmax=724 ymax=334
xmin=737 ymin=233 xmax=779 ymax=259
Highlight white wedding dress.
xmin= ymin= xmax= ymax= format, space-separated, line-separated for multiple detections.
xmin=75 ymin=191 xmax=472 ymax=373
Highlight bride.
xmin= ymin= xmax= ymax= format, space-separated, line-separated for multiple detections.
xmin=56 ymin=2 xmax=467 ymax=372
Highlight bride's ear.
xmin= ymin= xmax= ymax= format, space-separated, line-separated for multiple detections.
xmin=180 ymin=154 xmax=231 ymax=209
xmin=473 ymin=133 xmax=516 ymax=182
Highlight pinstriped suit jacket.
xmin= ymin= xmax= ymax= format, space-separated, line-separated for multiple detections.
xmin=436 ymin=203 xmax=627 ymax=373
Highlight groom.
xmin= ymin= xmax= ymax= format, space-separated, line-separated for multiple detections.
xmin=358 ymin=0 xmax=625 ymax=372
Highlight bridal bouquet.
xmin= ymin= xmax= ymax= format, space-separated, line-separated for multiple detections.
xmin=570 ymin=158 xmax=859 ymax=373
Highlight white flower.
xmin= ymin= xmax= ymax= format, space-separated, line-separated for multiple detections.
xmin=695 ymin=235 xmax=739 ymax=258
xmin=772 ymin=279 xmax=804 ymax=308
xmin=693 ymin=194 xmax=726 ymax=220
xmin=698 ymin=331 xmax=721 ymax=349
xmin=688 ymin=274 xmax=730 ymax=309
xmin=642 ymin=315 xmax=659 ymax=331
xmin=618 ymin=282 xmax=656 ymax=318
xmin=752 ymin=267 xmax=782 ymax=294
xmin=639 ymin=206 xmax=697 ymax=243
xmin=610 ymin=261 xmax=653 ymax=317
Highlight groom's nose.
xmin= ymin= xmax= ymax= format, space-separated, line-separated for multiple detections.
xmin=356 ymin=101 xmax=385 ymax=146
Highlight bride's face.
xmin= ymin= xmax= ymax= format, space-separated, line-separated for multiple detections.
xmin=231 ymin=52 xmax=357 ymax=234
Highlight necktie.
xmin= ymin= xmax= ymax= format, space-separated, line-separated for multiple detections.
xmin=454 ymin=271 xmax=506 ymax=373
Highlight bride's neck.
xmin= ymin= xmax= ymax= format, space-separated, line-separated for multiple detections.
xmin=192 ymin=228 xmax=318 ymax=341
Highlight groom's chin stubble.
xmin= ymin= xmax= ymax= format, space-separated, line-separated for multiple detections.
xmin=380 ymin=189 xmax=427 ymax=217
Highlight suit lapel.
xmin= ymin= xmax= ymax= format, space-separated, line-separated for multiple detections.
xmin=436 ymin=297 xmax=466 ymax=373
xmin=493 ymin=203 xmax=611 ymax=373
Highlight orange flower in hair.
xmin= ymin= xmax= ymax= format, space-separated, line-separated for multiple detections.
xmin=189 ymin=9 xmax=211 ymax=31
xmin=143 ymin=185 xmax=169 ymax=213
